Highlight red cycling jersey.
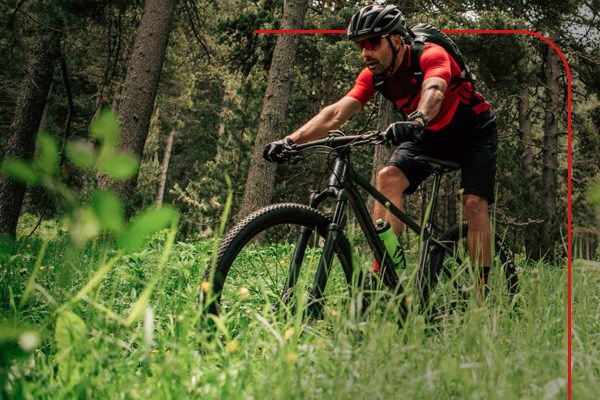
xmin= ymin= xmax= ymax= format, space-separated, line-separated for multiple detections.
xmin=346 ymin=43 xmax=490 ymax=133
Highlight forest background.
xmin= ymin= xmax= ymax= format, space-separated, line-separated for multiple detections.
xmin=1 ymin=0 xmax=599 ymax=398
xmin=1 ymin=0 xmax=598 ymax=260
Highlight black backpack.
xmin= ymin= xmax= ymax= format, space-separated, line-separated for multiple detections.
xmin=373 ymin=23 xmax=476 ymax=111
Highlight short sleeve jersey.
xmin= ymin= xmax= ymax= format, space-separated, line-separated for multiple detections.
xmin=346 ymin=43 xmax=490 ymax=133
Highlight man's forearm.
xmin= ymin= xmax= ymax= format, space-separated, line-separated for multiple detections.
xmin=288 ymin=108 xmax=339 ymax=144
xmin=287 ymin=96 xmax=363 ymax=144
xmin=415 ymin=77 xmax=447 ymax=125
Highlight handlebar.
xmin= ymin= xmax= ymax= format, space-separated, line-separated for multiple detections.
xmin=282 ymin=130 xmax=386 ymax=164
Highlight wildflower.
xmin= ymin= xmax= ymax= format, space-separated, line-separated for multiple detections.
xmin=226 ymin=340 xmax=239 ymax=353
xmin=284 ymin=328 xmax=295 ymax=340
xmin=285 ymin=352 xmax=298 ymax=364
xmin=201 ymin=281 xmax=211 ymax=293
xmin=239 ymin=287 xmax=249 ymax=297
xmin=39 ymin=266 xmax=45 ymax=271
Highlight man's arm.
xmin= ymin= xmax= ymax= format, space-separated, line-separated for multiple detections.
xmin=413 ymin=77 xmax=447 ymax=126
xmin=287 ymin=96 xmax=363 ymax=144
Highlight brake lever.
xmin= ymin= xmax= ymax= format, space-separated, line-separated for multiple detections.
xmin=370 ymin=131 xmax=391 ymax=148
xmin=282 ymin=145 xmax=304 ymax=164
xmin=288 ymin=154 xmax=304 ymax=164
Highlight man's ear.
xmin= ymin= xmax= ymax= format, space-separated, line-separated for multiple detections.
xmin=391 ymin=34 xmax=404 ymax=50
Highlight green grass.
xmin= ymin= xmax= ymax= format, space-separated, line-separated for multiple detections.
xmin=0 ymin=234 xmax=590 ymax=399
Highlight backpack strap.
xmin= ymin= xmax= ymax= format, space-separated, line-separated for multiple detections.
xmin=372 ymin=73 xmax=387 ymax=99
xmin=400 ymin=37 xmax=425 ymax=113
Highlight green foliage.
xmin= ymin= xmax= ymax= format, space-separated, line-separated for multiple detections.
xmin=587 ymin=179 xmax=600 ymax=207
xmin=118 ymin=206 xmax=179 ymax=252
xmin=1 ymin=159 xmax=40 ymax=186
xmin=91 ymin=110 xmax=139 ymax=180
xmin=215 ymin=2 xmax=278 ymax=75
xmin=0 ymin=109 xmax=178 ymax=251
xmin=54 ymin=310 xmax=88 ymax=381
xmin=0 ymin=235 xmax=581 ymax=398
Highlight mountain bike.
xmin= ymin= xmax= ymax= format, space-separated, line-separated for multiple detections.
xmin=201 ymin=130 xmax=518 ymax=321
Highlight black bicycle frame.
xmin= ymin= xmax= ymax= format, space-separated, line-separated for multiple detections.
xmin=288 ymin=144 xmax=454 ymax=312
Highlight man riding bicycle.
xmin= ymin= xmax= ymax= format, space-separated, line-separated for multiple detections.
xmin=263 ymin=4 xmax=498 ymax=290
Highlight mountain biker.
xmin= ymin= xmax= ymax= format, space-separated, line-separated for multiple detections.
xmin=262 ymin=3 xmax=497 ymax=291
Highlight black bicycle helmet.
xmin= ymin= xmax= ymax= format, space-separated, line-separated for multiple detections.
xmin=347 ymin=4 xmax=407 ymax=42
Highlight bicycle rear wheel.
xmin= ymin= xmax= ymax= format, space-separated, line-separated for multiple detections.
xmin=419 ymin=223 xmax=519 ymax=318
xmin=202 ymin=203 xmax=355 ymax=322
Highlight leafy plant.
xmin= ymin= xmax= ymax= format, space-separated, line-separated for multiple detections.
xmin=1 ymin=109 xmax=179 ymax=251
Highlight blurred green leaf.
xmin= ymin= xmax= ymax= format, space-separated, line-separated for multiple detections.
xmin=65 ymin=138 xmax=97 ymax=169
xmin=55 ymin=310 xmax=87 ymax=381
xmin=55 ymin=311 xmax=87 ymax=350
xmin=91 ymin=191 xmax=124 ymax=233
xmin=32 ymin=133 xmax=59 ymax=175
xmin=118 ymin=206 xmax=179 ymax=252
xmin=91 ymin=109 xmax=119 ymax=150
xmin=69 ymin=207 xmax=101 ymax=247
xmin=98 ymin=153 xmax=139 ymax=180
xmin=1 ymin=159 xmax=40 ymax=185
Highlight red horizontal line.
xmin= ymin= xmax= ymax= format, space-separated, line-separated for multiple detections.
xmin=254 ymin=29 xmax=346 ymax=34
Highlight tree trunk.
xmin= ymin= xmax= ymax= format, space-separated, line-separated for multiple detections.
xmin=156 ymin=128 xmax=175 ymax=206
xmin=368 ymin=97 xmax=395 ymax=213
xmin=536 ymin=33 xmax=562 ymax=260
xmin=0 ymin=31 xmax=59 ymax=238
xmin=519 ymin=88 xmax=542 ymax=256
xmin=236 ymin=0 xmax=308 ymax=221
xmin=100 ymin=0 xmax=176 ymax=209
xmin=518 ymin=90 xmax=535 ymax=183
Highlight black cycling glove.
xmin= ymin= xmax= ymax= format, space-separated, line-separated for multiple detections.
xmin=263 ymin=137 xmax=294 ymax=163
xmin=383 ymin=121 xmax=424 ymax=146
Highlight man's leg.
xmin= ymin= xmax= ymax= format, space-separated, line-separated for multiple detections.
xmin=462 ymin=194 xmax=492 ymax=293
xmin=372 ymin=165 xmax=410 ymax=235
xmin=371 ymin=165 xmax=410 ymax=272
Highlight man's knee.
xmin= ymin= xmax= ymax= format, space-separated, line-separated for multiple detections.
xmin=463 ymin=195 xmax=489 ymax=221
xmin=377 ymin=166 xmax=409 ymax=192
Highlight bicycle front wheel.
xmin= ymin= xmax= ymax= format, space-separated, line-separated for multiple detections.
xmin=202 ymin=203 xmax=355 ymax=321
xmin=419 ymin=223 xmax=519 ymax=317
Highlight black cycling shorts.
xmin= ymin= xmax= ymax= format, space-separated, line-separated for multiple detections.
xmin=387 ymin=115 xmax=498 ymax=204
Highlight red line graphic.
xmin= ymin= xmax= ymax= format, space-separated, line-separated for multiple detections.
xmin=256 ymin=28 xmax=573 ymax=400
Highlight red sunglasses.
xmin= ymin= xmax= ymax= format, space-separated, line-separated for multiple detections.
xmin=356 ymin=35 xmax=389 ymax=51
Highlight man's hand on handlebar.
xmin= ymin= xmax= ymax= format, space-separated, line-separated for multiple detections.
xmin=383 ymin=121 xmax=424 ymax=146
xmin=263 ymin=137 xmax=294 ymax=163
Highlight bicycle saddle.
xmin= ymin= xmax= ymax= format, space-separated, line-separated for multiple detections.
xmin=413 ymin=156 xmax=460 ymax=172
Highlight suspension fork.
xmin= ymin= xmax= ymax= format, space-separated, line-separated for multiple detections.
xmin=309 ymin=157 xmax=350 ymax=316
xmin=281 ymin=156 xmax=350 ymax=316
xmin=280 ymin=188 xmax=332 ymax=303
